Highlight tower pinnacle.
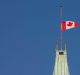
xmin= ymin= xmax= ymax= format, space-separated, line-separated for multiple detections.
xmin=56 ymin=38 xmax=58 ymax=51
xmin=64 ymin=43 xmax=67 ymax=50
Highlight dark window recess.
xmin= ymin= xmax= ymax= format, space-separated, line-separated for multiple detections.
xmin=59 ymin=52 xmax=64 ymax=55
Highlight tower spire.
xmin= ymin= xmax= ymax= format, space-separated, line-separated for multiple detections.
xmin=56 ymin=37 xmax=58 ymax=51
xmin=64 ymin=43 xmax=67 ymax=50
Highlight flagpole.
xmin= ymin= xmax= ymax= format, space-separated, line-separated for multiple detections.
xmin=60 ymin=6 xmax=63 ymax=50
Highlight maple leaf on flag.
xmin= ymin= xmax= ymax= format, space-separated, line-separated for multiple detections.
xmin=67 ymin=22 xmax=73 ymax=26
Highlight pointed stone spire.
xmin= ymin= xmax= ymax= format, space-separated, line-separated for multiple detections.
xmin=64 ymin=43 xmax=67 ymax=54
xmin=56 ymin=38 xmax=58 ymax=51
xmin=64 ymin=43 xmax=67 ymax=50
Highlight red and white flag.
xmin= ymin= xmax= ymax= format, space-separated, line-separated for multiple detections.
xmin=61 ymin=21 xmax=79 ymax=30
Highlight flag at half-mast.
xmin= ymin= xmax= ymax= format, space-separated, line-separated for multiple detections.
xmin=61 ymin=21 xmax=79 ymax=30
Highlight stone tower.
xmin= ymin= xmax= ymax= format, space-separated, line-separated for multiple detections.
xmin=53 ymin=44 xmax=70 ymax=75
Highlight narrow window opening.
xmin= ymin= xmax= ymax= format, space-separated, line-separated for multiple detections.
xmin=59 ymin=52 xmax=64 ymax=55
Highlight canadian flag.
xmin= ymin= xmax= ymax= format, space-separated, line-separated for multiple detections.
xmin=61 ymin=21 xmax=79 ymax=30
